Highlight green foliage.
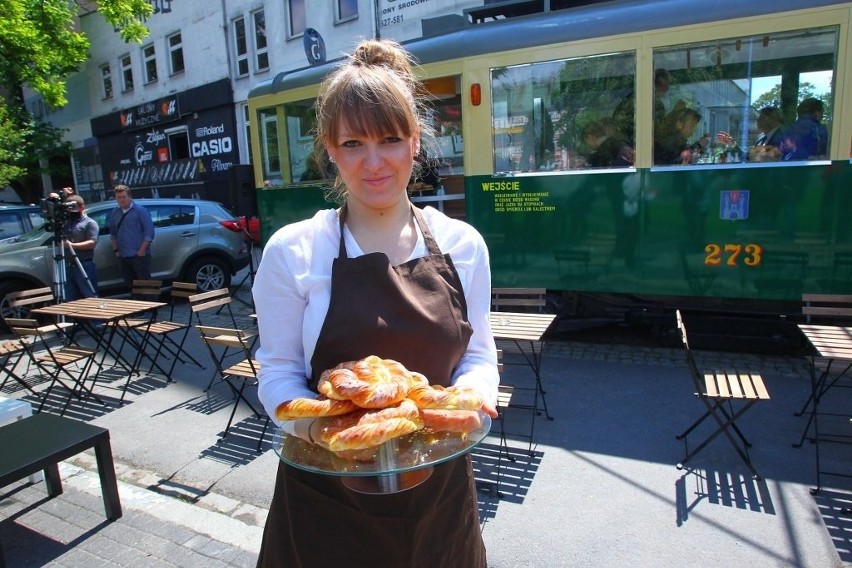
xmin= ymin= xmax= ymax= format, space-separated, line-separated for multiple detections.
xmin=0 ymin=0 xmax=151 ymax=191
xmin=0 ymin=102 xmax=26 ymax=187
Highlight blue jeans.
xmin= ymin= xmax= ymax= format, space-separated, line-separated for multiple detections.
xmin=65 ymin=259 xmax=98 ymax=300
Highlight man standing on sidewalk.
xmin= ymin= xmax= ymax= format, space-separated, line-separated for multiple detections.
xmin=108 ymin=185 xmax=155 ymax=286
xmin=63 ymin=195 xmax=99 ymax=300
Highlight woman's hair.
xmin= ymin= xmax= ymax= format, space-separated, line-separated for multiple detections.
xmin=314 ymin=39 xmax=433 ymax=200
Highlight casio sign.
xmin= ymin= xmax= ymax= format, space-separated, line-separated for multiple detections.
xmin=191 ymin=137 xmax=233 ymax=157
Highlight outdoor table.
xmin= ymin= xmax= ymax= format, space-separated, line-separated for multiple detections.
xmin=797 ymin=323 xmax=852 ymax=493
xmin=32 ymin=297 xmax=166 ymax=404
xmin=489 ymin=311 xmax=556 ymax=452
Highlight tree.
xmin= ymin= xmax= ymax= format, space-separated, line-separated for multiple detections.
xmin=0 ymin=0 xmax=152 ymax=197
xmin=752 ymin=81 xmax=832 ymax=122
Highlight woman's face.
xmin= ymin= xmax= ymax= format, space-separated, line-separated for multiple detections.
xmin=326 ymin=118 xmax=419 ymax=210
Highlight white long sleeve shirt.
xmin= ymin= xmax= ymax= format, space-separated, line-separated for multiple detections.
xmin=253 ymin=206 xmax=499 ymax=434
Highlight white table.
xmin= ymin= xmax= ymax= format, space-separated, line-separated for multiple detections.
xmin=0 ymin=396 xmax=42 ymax=483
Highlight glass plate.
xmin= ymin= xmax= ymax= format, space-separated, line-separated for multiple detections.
xmin=272 ymin=413 xmax=491 ymax=477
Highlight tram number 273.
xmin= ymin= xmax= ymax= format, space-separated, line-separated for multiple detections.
xmin=704 ymin=244 xmax=764 ymax=267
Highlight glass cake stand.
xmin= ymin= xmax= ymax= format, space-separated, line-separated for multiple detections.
xmin=273 ymin=413 xmax=491 ymax=494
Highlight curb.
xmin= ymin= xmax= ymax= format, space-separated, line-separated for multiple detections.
xmin=58 ymin=460 xmax=264 ymax=554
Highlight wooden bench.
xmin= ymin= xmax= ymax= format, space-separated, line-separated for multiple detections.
xmin=0 ymin=413 xmax=122 ymax=520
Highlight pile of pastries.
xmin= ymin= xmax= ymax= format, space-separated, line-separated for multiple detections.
xmin=276 ymin=356 xmax=483 ymax=454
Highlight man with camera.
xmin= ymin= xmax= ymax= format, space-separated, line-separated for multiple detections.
xmin=62 ymin=195 xmax=99 ymax=300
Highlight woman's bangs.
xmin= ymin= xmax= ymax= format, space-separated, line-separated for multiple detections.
xmin=335 ymin=77 xmax=413 ymax=139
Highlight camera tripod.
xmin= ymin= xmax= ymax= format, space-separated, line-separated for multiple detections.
xmin=52 ymin=235 xmax=96 ymax=302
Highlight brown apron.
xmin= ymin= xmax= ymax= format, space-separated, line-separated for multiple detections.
xmin=257 ymin=205 xmax=486 ymax=568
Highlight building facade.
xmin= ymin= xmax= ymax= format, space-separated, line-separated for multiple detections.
xmin=23 ymin=0 xmax=492 ymax=212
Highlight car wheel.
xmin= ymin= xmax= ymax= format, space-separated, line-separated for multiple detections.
xmin=0 ymin=281 xmax=31 ymax=332
xmin=187 ymin=257 xmax=230 ymax=292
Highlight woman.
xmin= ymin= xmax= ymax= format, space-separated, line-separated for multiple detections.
xmin=252 ymin=39 xmax=499 ymax=567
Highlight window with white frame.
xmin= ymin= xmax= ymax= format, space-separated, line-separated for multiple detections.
xmin=252 ymin=10 xmax=269 ymax=71
xmin=288 ymin=0 xmax=305 ymax=38
xmin=143 ymin=43 xmax=157 ymax=84
xmin=337 ymin=0 xmax=358 ymax=22
xmin=120 ymin=54 xmax=133 ymax=92
xmin=167 ymin=32 xmax=185 ymax=75
xmin=233 ymin=17 xmax=249 ymax=77
xmin=241 ymin=103 xmax=252 ymax=163
xmin=100 ymin=64 xmax=113 ymax=99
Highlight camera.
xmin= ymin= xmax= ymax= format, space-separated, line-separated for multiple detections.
xmin=40 ymin=195 xmax=73 ymax=234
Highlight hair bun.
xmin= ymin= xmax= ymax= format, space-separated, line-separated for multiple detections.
xmin=351 ymin=40 xmax=414 ymax=79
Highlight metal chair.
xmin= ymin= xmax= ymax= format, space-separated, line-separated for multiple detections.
xmin=195 ymin=325 xmax=268 ymax=451
xmin=675 ymin=309 xmax=770 ymax=479
xmin=128 ymin=281 xmax=205 ymax=379
xmin=189 ymin=288 xmax=255 ymax=391
xmin=4 ymin=287 xmax=75 ymax=340
xmin=8 ymin=318 xmax=101 ymax=415
xmin=0 ymin=338 xmax=35 ymax=396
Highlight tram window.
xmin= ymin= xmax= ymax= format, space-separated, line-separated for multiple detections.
xmin=258 ymin=108 xmax=282 ymax=184
xmin=282 ymin=100 xmax=320 ymax=183
xmin=491 ymin=51 xmax=635 ymax=173
xmin=652 ymin=26 xmax=837 ymax=165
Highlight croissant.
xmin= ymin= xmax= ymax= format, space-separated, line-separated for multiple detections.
xmin=275 ymin=397 xmax=359 ymax=421
xmin=420 ymin=409 xmax=482 ymax=434
xmin=407 ymin=384 xmax=483 ymax=411
xmin=323 ymin=355 xmax=414 ymax=408
xmin=325 ymin=416 xmax=424 ymax=451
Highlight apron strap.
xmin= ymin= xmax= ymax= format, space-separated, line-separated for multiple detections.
xmin=337 ymin=202 xmax=441 ymax=260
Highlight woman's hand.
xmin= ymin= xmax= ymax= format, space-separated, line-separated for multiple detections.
xmin=480 ymin=399 xmax=498 ymax=419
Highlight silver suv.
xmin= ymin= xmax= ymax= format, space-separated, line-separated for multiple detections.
xmin=0 ymin=198 xmax=249 ymax=328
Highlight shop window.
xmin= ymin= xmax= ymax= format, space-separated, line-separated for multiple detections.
xmin=167 ymin=127 xmax=190 ymax=160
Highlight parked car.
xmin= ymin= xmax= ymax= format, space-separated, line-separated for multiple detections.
xmin=0 ymin=204 xmax=45 ymax=243
xmin=0 ymin=198 xmax=250 ymax=330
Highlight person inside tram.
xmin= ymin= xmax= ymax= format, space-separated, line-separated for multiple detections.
xmin=780 ymin=97 xmax=828 ymax=160
xmin=715 ymin=106 xmax=785 ymax=162
xmin=581 ymin=120 xmax=632 ymax=168
xmin=654 ymin=107 xmax=702 ymax=165
xmin=612 ymin=67 xmax=674 ymax=145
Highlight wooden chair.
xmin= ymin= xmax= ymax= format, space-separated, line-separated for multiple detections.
xmin=136 ymin=281 xmax=205 ymax=379
xmin=0 ymin=338 xmax=35 ymax=396
xmin=189 ymin=288 xmax=255 ymax=391
xmin=491 ymin=287 xmax=547 ymax=313
xmin=793 ymin=294 xmax=852 ymax=447
xmin=196 ymin=325 xmax=268 ymax=451
xmin=475 ymin=349 xmax=514 ymax=498
xmin=674 ymin=310 xmax=770 ymax=479
xmin=796 ymin=294 xmax=852 ymax=492
xmin=106 ymin=280 xmax=171 ymax=380
xmin=490 ymin=287 xmax=554 ymax=451
xmin=4 ymin=287 xmax=74 ymax=339
xmin=8 ymin=318 xmax=102 ymax=415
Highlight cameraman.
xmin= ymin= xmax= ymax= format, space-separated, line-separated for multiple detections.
xmin=63 ymin=195 xmax=99 ymax=300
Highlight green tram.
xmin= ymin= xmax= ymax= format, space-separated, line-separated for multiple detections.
xmin=247 ymin=0 xmax=852 ymax=323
